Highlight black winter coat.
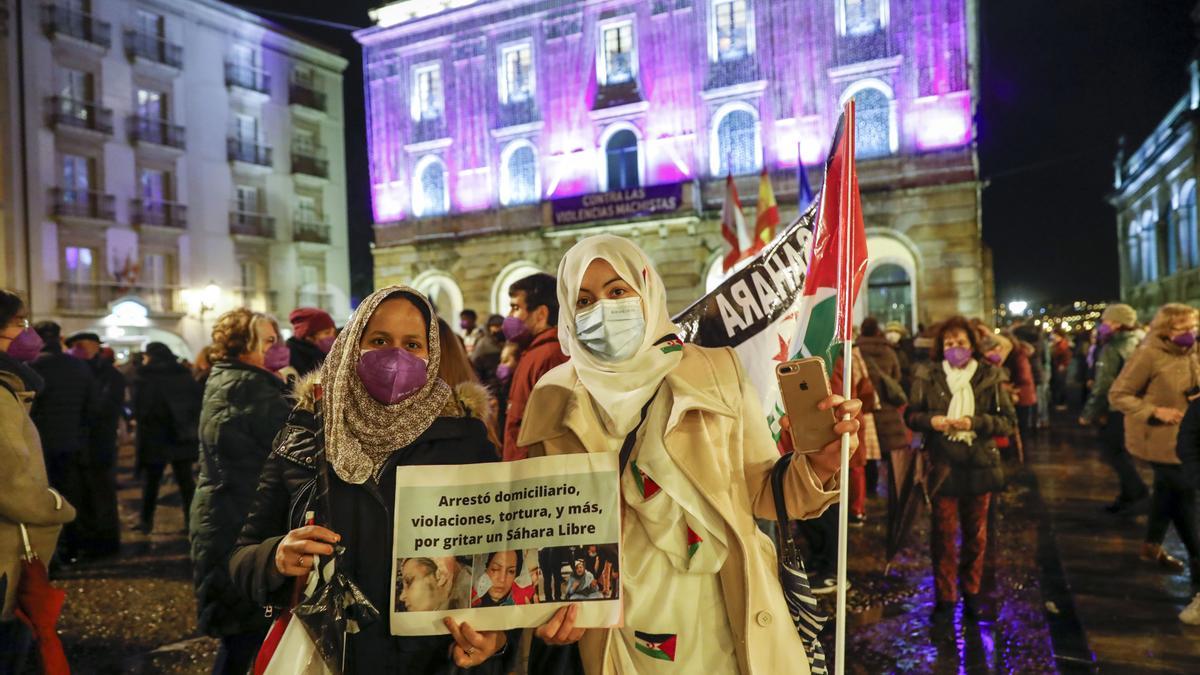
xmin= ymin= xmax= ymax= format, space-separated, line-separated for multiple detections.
xmin=87 ymin=356 xmax=126 ymax=466
xmin=287 ymin=336 xmax=326 ymax=378
xmin=1178 ymin=397 xmax=1200 ymax=489
xmin=189 ymin=360 xmax=290 ymax=637
xmin=905 ymin=361 xmax=1017 ymax=497
xmin=229 ymin=385 xmax=516 ymax=674
xmin=29 ymin=350 xmax=97 ymax=458
xmin=134 ymin=360 xmax=203 ymax=465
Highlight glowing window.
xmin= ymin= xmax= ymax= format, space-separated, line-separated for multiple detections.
xmin=411 ymin=62 xmax=443 ymax=121
xmin=838 ymin=0 xmax=887 ymax=37
xmin=501 ymin=143 xmax=538 ymax=206
xmin=850 ymin=87 xmax=891 ymax=159
xmin=599 ymin=21 xmax=636 ymax=86
xmin=499 ymin=42 xmax=534 ymax=104
xmin=712 ymin=0 xmax=751 ymax=62
xmin=414 ymin=156 xmax=448 ymax=217
xmin=715 ymin=108 xmax=759 ymax=176
xmin=605 ymin=129 xmax=640 ymax=190
xmin=1180 ymin=181 xmax=1199 ymax=270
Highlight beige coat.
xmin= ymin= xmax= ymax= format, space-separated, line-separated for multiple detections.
xmin=1108 ymin=337 xmax=1200 ymax=465
xmin=0 ymin=367 xmax=76 ymax=619
xmin=519 ymin=344 xmax=838 ymax=675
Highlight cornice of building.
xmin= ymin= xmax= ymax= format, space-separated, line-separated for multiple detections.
xmin=356 ymin=0 xmax=562 ymax=46
xmin=178 ymin=0 xmax=350 ymax=72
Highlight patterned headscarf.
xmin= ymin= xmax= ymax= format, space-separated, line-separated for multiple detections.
xmin=321 ymin=285 xmax=451 ymax=484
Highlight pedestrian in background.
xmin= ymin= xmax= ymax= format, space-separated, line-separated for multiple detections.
xmin=502 ymin=273 xmax=569 ymax=462
xmin=286 ymin=307 xmax=337 ymax=378
xmin=1051 ymin=329 xmax=1072 ymax=411
xmin=438 ymin=318 xmax=501 ymax=449
xmin=133 ymin=342 xmax=202 ymax=534
xmin=1079 ymin=303 xmax=1148 ymax=514
xmin=194 ymin=345 xmax=214 ymax=386
xmin=0 ymin=290 xmax=76 ymax=672
xmin=63 ymin=331 xmax=124 ymax=557
xmin=1005 ymin=331 xmax=1038 ymax=438
xmin=1109 ymin=303 xmax=1200 ymax=584
xmin=470 ymin=314 xmax=505 ymax=384
xmin=189 ymin=309 xmax=291 ymax=674
xmin=460 ymin=308 xmax=487 ymax=355
xmin=858 ymin=317 xmax=909 ymax=492
xmin=906 ymin=316 xmax=1016 ymax=621
xmin=29 ymin=321 xmax=97 ymax=564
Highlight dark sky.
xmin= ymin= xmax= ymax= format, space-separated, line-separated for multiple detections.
xmin=235 ymin=1 xmax=1199 ymax=308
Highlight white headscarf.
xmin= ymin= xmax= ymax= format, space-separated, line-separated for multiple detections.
xmin=556 ymin=235 xmax=683 ymax=437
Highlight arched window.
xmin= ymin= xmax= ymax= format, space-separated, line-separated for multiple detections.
xmin=714 ymin=107 xmax=760 ymax=176
xmin=1127 ymin=220 xmax=1142 ymax=285
xmin=412 ymin=156 xmax=448 ymax=217
xmin=1180 ymin=181 xmax=1199 ymax=270
xmin=605 ymin=128 xmax=640 ymax=190
xmin=501 ymin=142 xmax=539 ymax=206
xmin=1140 ymin=212 xmax=1158 ymax=283
xmin=1160 ymin=203 xmax=1177 ymax=277
xmin=866 ymin=263 xmax=913 ymax=333
xmin=412 ymin=270 xmax=463 ymax=320
xmin=492 ymin=262 xmax=545 ymax=315
xmin=849 ymin=86 xmax=892 ymax=159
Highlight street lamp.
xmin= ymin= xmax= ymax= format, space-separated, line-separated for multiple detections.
xmin=1007 ymin=300 xmax=1028 ymax=316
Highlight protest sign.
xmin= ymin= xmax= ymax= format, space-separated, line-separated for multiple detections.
xmin=390 ymin=453 xmax=622 ymax=635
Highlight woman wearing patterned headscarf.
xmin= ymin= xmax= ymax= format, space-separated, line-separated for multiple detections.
xmin=229 ymin=287 xmax=514 ymax=672
xmin=518 ymin=235 xmax=861 ymax=675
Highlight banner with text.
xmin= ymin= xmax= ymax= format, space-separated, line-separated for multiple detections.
xmin=390 ymin=453 xmax=622 ymax=635
xmin=551 ymin=183 xmax=684 ymax=226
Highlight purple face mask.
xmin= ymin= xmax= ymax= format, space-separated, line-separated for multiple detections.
xmin=263 ymin=342 xmax=291 ymax=371
xmin=68 ymin=345 xmax=90 ymax=360
xmin=496 ymin=364 xmax=513 ymax=382
xmin=985 ymin=351 xmax=1003 ymax=365
xmin=6 ymin=328 xmax=44 ymax=362
xmin=1096 ymin=323 xmax=1114 ymax=343
xmin=316 ymin=335 xmax=336 ymax=354
xmin=357 ymin=348 xmax=429 ymax=405
xmin=502 ymin=316 xmax=529 ymax=342
xmin=944 ymin=346 xmax=973 ymax=368
xmin=1172 ymin=331 xmax=1197 ymax=349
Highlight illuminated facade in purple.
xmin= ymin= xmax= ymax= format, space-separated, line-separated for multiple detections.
xmin=357 ymin=0 xmax=991 ymax=325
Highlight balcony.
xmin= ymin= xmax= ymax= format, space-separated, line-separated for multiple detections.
xmin=412 ymin=116 xmax=449 ymax=144
xmin=289 ymin=81 xmax=327 ymax=114
xmin=124 ymin=29 xmax=182 ymax=71
xmin=42 ymin=4 xmax=112 ymax=51
xmin=128 ymin=116 xmax=185 ymax=152
xmin=293 ymin=216 xmax=330 ymax=244
xmin=496 ymin=98 xmax=540 ymax=129
xmin=225 ymin=63 xmax=271 ymax=98
xmin=47 ymin=97 xmax=113 ymax=136
xmin=49 ymin=188 xmax=115 ymax=222
xmin=56 ymin=281 xmax=179 ymax=315
xmin=291 ymin=144 xmax=329 ymax=180
xmin=132 ymin=199 xmax=187 ymax=230
xmin=704 ymin=55 xmax=762 ymax=90
xmin=229 ymin=210 xmax=275 ymax=239
xmin=235 ymin=288 xmax=278 ymax=314
xmin=227 ymin=138 xmax=273 ymax=171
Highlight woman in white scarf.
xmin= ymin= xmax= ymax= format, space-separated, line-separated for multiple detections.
xmin=519 ymin=235 xmax=861 ymax=675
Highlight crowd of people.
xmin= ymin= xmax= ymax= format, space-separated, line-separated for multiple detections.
xmin=5 ymin=243 xmax=1200 ymax=672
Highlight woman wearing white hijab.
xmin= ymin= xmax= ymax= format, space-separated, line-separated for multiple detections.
xmin=518 ymin=235 xmax=860 ymax=675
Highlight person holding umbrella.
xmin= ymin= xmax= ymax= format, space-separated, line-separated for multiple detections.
xmin=0 ymin=289 xmax=76 ymax=671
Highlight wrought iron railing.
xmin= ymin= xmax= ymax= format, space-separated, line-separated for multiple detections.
xmin=229 ymin=210 xmax=276 ymax=238
xmin=224 ymin=63 xmax=271 ymax=94
xmin=56 ymin=281 xmax=179 ymax=313
xmin=227 ymin=138 xmax=273 ymax=166
xmin=289 ymin=81 xmax=326 ymax=112
xmin=124 ymin=29 xmax=182 ymax=68
xmin=47 ymin=97 xmax=113 ymax=134
xmin=49 ymin=188 xmax=115 ymax=220
xmin=128 ymin=115 xmax=185 ymax=148
xmin=132 ymin=199 xmax=187 ymax=229
xmin=293 ymin=217 xmax=331 ymax=244
xmin=290 ymin=145 xmax=328 ymax=178
xmin=42 ymin=4 xmax=112 ymax=48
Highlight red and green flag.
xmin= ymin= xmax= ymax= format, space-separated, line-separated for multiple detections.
xmin=634 ymin=631 xmax=678 ymax=662
xmin=720 ymin=173 xmax=748 ymax=272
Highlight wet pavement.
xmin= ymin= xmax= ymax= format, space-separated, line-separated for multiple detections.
xmin=45 ymin=418 xmax=1198 ymax=673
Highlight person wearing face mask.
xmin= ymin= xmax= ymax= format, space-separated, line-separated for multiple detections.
xmin=0 ymin=290 xmax=76 ymax=673
xmin=132 ymin=342 xmax=203 ymax=534
xmin=905 ymin=316 xmax=1017 ymax=622
xmin=884 ymin=321 xmax=913 ymax=387
xmin=229 ymin=287 xmax=516 ymax=673
xmin=518 ymin=235 xmax=860 ymax=675
xmin=503 ymin=273 xmax=570 ymax=462
xmin=189 ymin=308 xmax=292 ymax=674
xmin=1079 ymin=303 xmax=1148 ymax=515
xmin=470 ymin=314 xmax=506 ymax=383
xmin=460 ymin=309 xmax=487 ymax=355
xmin=1109 ymin=303 xmax=1200 ymax=586
xmin=286 ymin=307 xmax=337 ymax=379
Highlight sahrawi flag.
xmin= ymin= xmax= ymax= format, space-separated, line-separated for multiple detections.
xmin=720 ymin=173 xmax=748 ymax=272
xmin=674 ymin=102 xmax=868 ymax=447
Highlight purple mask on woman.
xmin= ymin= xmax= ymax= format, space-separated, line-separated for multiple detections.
xmin=316 ymin=335 xmax=336 ymax=354
xmin=263 ymin=342 xmax=291 ymax=371
xmin=6 ymin=328 xmax=44 ymax=362
xmin=1172 ymin=332 xmax=1197 ymax=349
xmin=356 ymin=348 xmax=428 ymax=405
xmin=944 ymin=346 xmax=973 ymax=368
xmin=985 ymin=351 xmax=1003 ymax=365
xmin=496 ymin=364 xmax=513 ymax=382
xmin=1096 ymin=323 xmax=1114 ymax=343
xmin=501 ymin=316 xmax=529 ymax=341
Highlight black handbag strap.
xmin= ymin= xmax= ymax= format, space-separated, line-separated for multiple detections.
xmin=771 ymin=451 xmax=799 ymax=554
xmin=619 ymin=385 xmax=661 ymax=476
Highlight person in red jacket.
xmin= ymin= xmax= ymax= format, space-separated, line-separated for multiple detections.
xmin=502 ymin=273 xmax=569 ymax=461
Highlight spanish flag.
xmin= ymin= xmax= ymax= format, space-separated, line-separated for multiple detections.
xmin=750 ymin=167 xmax=779 ymax=255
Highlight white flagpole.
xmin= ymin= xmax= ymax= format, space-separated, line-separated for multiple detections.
xmin=834 ymin=100 xmax=856 ymax=675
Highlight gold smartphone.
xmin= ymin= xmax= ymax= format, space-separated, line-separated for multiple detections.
xmin=776 ymin=357 xmax=839 ymax=454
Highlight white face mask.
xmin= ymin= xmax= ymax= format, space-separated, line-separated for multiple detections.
xmin=885 ymin=331 xmax=901 ymax=345
xmin=575 ymin=297 xmax=646 ymax=362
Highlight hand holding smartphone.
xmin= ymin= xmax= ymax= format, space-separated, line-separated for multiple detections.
xmin=776 ymin=357 xmax=840 ymax=454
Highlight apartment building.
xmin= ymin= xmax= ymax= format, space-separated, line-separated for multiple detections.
xmin=0 ymin=0 xmax=350 ymax=357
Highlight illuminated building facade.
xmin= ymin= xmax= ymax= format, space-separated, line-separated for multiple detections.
xmin=357 ymin=0 xmax=990 ymax=327
xmin=0 ymin=0 xmax=351 ymax=357
xmin=1111 ymin=4 xmax=1200 ymax=320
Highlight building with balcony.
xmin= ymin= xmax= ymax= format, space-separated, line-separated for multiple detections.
xmin=0 ymin=0 xmax=351 ymax=358
xmin=356 ymin=0 xmax=990 ymax=327
xmin=1111 ymin=4 xmax=1200 ymax=319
